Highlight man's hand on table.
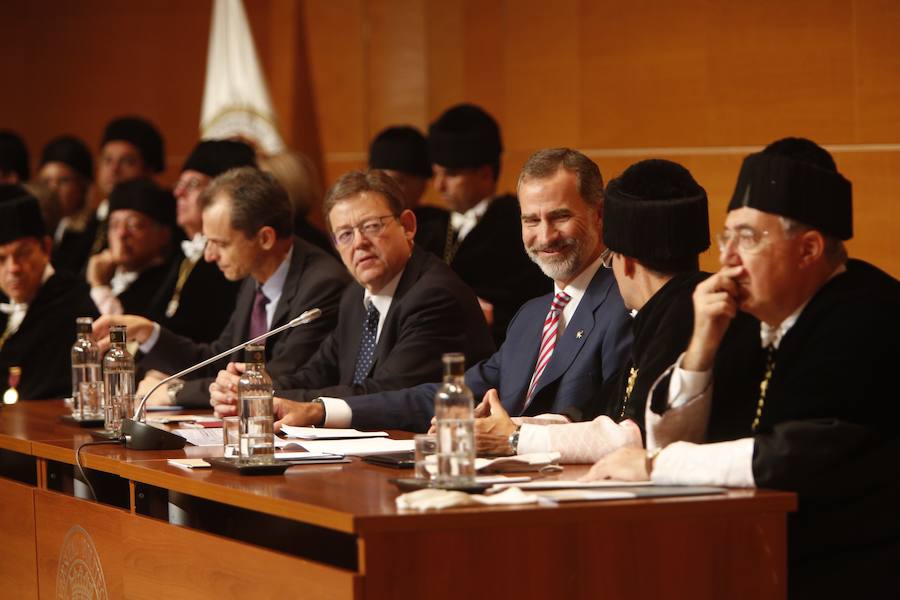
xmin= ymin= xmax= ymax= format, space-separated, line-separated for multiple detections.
xmin=137 ymin=370 xmax=173 ymax=406
xmin=580 ymin=447 xmax=651 ymax=482
xmin=474 ymin=389 xmax=517 ymax=455
xmin=273 ymin=399 xmax=325 ymax=432
xmin=209 ymin=362 xmax=243 ymax=417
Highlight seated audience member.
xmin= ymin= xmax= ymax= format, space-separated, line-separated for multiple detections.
xmin=475 ymin=159 xmax=711 ymax=460
xmin=94 ymin=167 xmax=350 ymax=407
xmin=88 ymin=116 xmax=166 ymax=256
xmin=273 ymin=148 xmax=631 ymax=432
xmin=0 ymin=130 xmax=29 ymax=184
xmin=0 ymin=186 xmax=98 ymax=400
xmin=155 ymin=140 xmax=253 ymax=342
xmin=368 ymin=125 xmax=447 ymax=253
xmin=585 ymin=138 xmax=900 ymax=598
xmin=426 ymin=104 xmax=550 ymax=344
xmin=210 ymin=169 xmax=495 ymax=417
xmin=38 ymin=135 xmax=97 ymax=273
xmin=87 ymin=178 xmax=177 ymax=319
xmin=257 ymin=150 xmax=336 ymax=257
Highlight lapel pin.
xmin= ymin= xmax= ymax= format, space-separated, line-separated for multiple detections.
xmin=575 ymin=329 xmax=584 ymax=339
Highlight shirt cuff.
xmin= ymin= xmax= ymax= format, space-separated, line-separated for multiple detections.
xmin=651 ymin=438 xmax=756 ymax=487
xmin=517 ymin=424 xmax=551 ymax=455
xmin=667 ymin=352 xmax=712 ymax=409
xmin=90 ymin=285 xmax=123 ymax=316
xmin=139 ymin=322 xmax=162 ymax=354
xmin=318 ymin=396 xmax=352 ymax=428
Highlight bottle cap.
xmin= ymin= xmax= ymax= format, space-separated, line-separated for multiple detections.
xmin=76 ymin=316 xmax=93 ymax=334
xmin=109 ymin=325 xmax=126 ymax=344
xmin=244 ymin=344 xmax=265 ymax=364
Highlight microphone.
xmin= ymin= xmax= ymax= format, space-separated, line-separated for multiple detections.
xmin=120 ymin=307 xmax=323 ymax=450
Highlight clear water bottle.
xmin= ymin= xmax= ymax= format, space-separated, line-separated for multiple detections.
xmin=102 ymin=325 xmax=134 ymax=435
xmin=434 ymin=352 xmax=475 ymax=486
xmin=239 ymin=344 xmax=275 ymax=464
xmin=71 ymin=317 xmax=102 ymax=420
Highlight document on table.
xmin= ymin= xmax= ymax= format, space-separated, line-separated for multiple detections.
xmin=488 ymin=479 xmax=655 ymax=492
xmin=172 ymin=427 xmax=223 ymax=446
xmin=280 ymin=437 xmax=415 ymax=456
xmin=279 ymin=425 xmax=389 ymax=440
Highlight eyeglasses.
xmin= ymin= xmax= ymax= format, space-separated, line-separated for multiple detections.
xmin=600 ymin=248 xmax=614 ymax=269
xmin=174 ymin=176 xmax=207 ymax=195
xmin=716 ymin=227 xmax=772 ymax=254
xmin=332 ymin=215 xmax=397 ymax=247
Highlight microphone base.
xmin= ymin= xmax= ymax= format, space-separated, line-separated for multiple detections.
xmin=122 ymin=418 xmax=187 ymax=450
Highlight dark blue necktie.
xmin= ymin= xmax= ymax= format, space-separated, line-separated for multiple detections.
xmin=352 ymin=301 xmax=380 ymax=385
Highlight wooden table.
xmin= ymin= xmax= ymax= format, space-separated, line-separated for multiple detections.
xmin=0 ymin=400 xmax=796 ymax=600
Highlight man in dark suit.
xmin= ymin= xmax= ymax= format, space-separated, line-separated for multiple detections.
xmin=0 ymin=186 xmax=98 ymax=401
xmin=273 ymin=148 xmax=632 ymax=432
xmin=210 ymin=169 xmax=495 ymax=420
xmin=93 ymin=167 xmax=350 ymax=407
xmin=423 ymin=104 xmax=550 ymax=345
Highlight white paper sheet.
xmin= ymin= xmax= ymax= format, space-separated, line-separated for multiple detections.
xmin=279 ymin=425 xmax=389 ymax=440
xmin=282 ymin=437 xmax=415 ymax=456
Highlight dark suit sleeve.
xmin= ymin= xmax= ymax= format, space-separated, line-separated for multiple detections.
xmin=273 ymin=329 xmax=342 ymax=394
xmin=345 ymin=382 xmax=441 ymax=432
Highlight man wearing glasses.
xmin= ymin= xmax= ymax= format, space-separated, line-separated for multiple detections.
xmin=585 ymin=138 xmax=900 ymax=597
xmin=210 ymin=169 xmax=495 ymax=419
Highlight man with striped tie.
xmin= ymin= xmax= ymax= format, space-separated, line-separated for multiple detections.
xmin=273 ymin=148 xmax=632 ymax=432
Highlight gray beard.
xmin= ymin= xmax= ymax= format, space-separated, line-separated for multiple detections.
xmin=527 ymin=240 xmax=583 ymax=282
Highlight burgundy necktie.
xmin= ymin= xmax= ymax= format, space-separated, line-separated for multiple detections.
xmin=248 ymin=287 xmax=270 ymax=341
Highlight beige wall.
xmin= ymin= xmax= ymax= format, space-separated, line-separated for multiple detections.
xmin=2 ymin=0 xmax=898 ymax=274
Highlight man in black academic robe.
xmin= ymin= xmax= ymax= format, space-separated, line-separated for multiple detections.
xmin=152 ymin=140 xmax=256 ymax=343
xmin=87 ymin=178 xmax=179 ymax=321
xmin=426 ymin=104 xmax=550 ymax=345
xmin=0 ymin=187 xmax=98 ymax=400
xmin=586 ymin=138 xmax=900 ymax=598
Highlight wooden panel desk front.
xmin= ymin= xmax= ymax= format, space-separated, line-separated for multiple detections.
xmin=0 ymin=400 xmax=796 ymax=599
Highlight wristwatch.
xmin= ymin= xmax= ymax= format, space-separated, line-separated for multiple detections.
xmin=311 ymin=398 xmax=326 ymax=427
xmin=507 ymin=427 xmax=521 ymax=455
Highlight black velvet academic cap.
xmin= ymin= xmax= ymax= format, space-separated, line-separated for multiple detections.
xmin=40 ymin=135 xmax=94 ymax=181
xmin=181 ymin=140 xmax=257 ymax=178
xmin=0 ymin=131 xmax=30 ymax=182
xmin=108 ymin=178 xmax=175 ymax=227
xmin=727 ymin=137 xmax=852 ymax=240
xmin=369 ymin=126 xmax=432 ymax=178
xmin=0 ymin=186 xmax=46 ymax=245
xmin=427 ymin=104 xmax=503 ymax=169
xmin=604 ymin=159 xmax=710 ymax=262
xmin=101 ymin=116 xmax=165 ymax=174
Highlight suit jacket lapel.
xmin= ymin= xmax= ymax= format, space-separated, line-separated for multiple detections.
xmin=530 ymin=268 xmax=614 ymax=400
xmin=371 ymin=246 xmax=425 ymax=368
xmin=232 ymin=278 xmax=256 ymax=342
xmin=270 ymin=239 xmax=304 ymax=328
xmin=340 ymin=284 xmax=366 ymax=384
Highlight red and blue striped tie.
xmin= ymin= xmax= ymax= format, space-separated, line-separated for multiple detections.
xmin=523 ymin=291 xmax=572 ymax=411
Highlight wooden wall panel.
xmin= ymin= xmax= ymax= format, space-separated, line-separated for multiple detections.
xmin=304 ymin=0 xmax=368 ymax=158
xmin=366 ymin=0 xmax=429 ymax=134
xmin=580 ymin=0 xmax=715 ymax=148
xmin=854 ymin=0 xmax=900 ymax=140
xmin=504 ymin=0 xmax=581 ymax=149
